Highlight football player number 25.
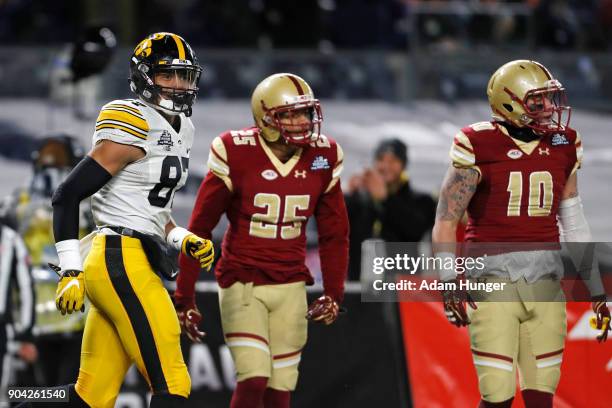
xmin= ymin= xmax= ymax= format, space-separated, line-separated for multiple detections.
xmin=506 ymin=171 xmax=553 ymax=216
xmin=250 ymin=193 xmax=310 ymax=239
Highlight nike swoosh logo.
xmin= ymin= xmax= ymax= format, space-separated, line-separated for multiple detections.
xmin=58 ymin=279 xmax=81 ymax=298
xmin=172 ymin=238 xmax=180 ymax=244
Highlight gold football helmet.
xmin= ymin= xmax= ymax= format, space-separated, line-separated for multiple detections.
xmin=487 ymin=60 xmax=570 ymax=134
xmin=251 ymin=73 xmax=322 ymax=145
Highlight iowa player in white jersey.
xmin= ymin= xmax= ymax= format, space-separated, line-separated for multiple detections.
xmin=17 ymin=33 xmax=215 ymax=408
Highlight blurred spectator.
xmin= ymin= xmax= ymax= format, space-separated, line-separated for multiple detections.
xmin=0 ymin=135 xmax=91 ymax=387
xmin=532 ymin=0 xmax=604 ymax=49
xmin=345 ymin=138 xmax=436 ymax=280
xmin=49 ymin=25 xmax=117 ymax=119
xmin=0 ymin=222 xmax=36 ymax=398
xmin=1 ymin=0 xmax=610 ymax=51
xmin=533 ymin=0 xmax=577 ymax=48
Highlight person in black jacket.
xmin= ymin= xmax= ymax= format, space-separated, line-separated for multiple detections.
xmin=345 ymin=138 xmax=436 ymax=280
xmin=0 ymin=222 xmax=37 ymax=394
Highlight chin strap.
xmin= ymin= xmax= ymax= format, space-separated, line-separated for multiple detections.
xmin=140 ymin=98 xmax=184 ymax=116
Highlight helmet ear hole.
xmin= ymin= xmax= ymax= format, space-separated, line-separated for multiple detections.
xmin=503 ymin=103 xmax=514 ymax=112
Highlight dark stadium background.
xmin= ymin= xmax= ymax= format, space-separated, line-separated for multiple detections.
xmin=0 ymin=1 xmax=610 ymax=407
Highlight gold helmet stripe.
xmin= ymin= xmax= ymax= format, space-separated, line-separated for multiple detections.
xmin=286 ymin=74 xmax=304 ymax=95
xmin=170 ymin=33 xmax=186 ymax=60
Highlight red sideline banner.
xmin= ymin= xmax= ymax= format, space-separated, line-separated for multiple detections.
xmin=399 ymin=301 xmax=611 ymax=408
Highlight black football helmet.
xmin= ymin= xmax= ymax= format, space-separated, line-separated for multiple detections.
xmin=129 ymin=32 xmax=202 ymax=117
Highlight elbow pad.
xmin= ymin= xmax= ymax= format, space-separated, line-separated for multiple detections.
xmin=558 ymin=196 xmax=591 ymax=242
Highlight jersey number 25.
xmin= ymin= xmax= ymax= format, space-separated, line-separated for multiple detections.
xmin=249 ymin=193 xmax=310 ymax=240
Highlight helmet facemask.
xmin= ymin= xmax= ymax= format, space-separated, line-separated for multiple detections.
xmin=502 ymin=79 xmax=571 ymax=135
xmin=261 ymin=98 xmax=322 ymax=146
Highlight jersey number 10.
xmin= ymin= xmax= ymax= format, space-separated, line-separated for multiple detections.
xmin=506 ymin=171 xmax=553 ymax=217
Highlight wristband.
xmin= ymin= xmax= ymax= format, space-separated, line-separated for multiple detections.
xmin=167 ymin=226 xmax=192 ymax=251
xmin=55 ymin=239 xmax=83 ymax=271
xmin=435 ymin=251 xmax=457 ymax=282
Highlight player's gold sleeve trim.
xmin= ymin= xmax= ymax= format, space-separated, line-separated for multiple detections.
xmin=450 ymin=132 xmax=481 ymax=180
xmin=97 ymin=109 xmax=149 ymax=131
xmin=207 ymin=138 xmax=232 ymax=191
xmin=325 ymin=142 xmax=344 ymax=193
xmin=96 ymin=120 xmax=147 ymax=140
xmin=95 ymin=102 xmax=149 ymax=140
xmin=324 ymin=178 xmax=339 ymax=194
xmin=95 ymin=123 xmax=148 ymax=140
xmin=105 ymin=103 xmax=142 ymax=115
xmin=211 ymin=136 xmax=228 ymax=162
xmin=571 ymin=132 xmax=583 ymax=175
xmin=450 ymin=131 xmax=476 ymax=167
xmin=333 ymin=143 xmax=344 ymax=178
xmin=336 ymin=142 xmax=344 ymax=162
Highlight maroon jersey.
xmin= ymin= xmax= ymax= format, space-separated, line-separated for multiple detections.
xmin=450 ymin=121 xmax=582 ymax=242
xmin=176 ymin=127 xmax=348 ymax=301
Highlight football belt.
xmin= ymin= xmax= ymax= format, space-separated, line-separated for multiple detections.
xmin=104 ymin=226 xmax=180 ymax=280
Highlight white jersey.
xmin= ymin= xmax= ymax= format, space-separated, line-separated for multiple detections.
xmin=90 ymin=98 xmax=194 ymax=238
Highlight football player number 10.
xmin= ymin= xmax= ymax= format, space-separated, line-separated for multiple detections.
xmin=506 ymin=170 xmax=553 ymax=217
xmin=250 ymin=193 xmax=310 ymax=239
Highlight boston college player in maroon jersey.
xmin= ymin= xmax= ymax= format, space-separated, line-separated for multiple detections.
xmin=432 ymin=60 xmax=610 ymax=408
xmin=174 ymin=73 xmax=348 ymax=408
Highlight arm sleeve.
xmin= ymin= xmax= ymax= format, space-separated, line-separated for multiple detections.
xmin=323 ymin=142 xmax=344 ymax=193
xmin=315 ymin=182 xmax=349 ymax=303
xmin=559 ymin=196 xmax=604 ymax=297
xmin=570 ymin=132 xmax=583 ymax=176
xmin=52 ymin=157 xmax=112 ymax=242
xmin=12 ymin=232 xmax=34 ymax=341
xmin=175 ymin=171 xmax=232 ymax=301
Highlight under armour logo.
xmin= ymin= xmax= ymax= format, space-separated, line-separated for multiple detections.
xmin=539 ymin=148 xmax=550 ymax=156
xmin=294 ymin=170 xmax=307 ymax=179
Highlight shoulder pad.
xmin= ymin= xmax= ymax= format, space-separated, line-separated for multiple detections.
xmin=450 ymin=130 xmax=476 ymax=168
xmin=462 ymin=121 xmax=498 ymax=136
xmin=207 ymin=133 xmax=233 ymax=191
xmin=96 ymin=99 xmax=149 ymax=140
xmin=313 ymin=135 xmax=344 ymax=193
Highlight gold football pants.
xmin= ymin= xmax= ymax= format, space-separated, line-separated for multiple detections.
xmin=468 ymin=279 xmax=566 ymax=403
xmin=219 ymin=281 xmax=308 ymax=391
xmin=75 ymin=234 xmax=190 ymax=408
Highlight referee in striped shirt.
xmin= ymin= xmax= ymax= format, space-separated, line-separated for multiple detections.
xmin=0 ymin=222 xmax=37 ymax=390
